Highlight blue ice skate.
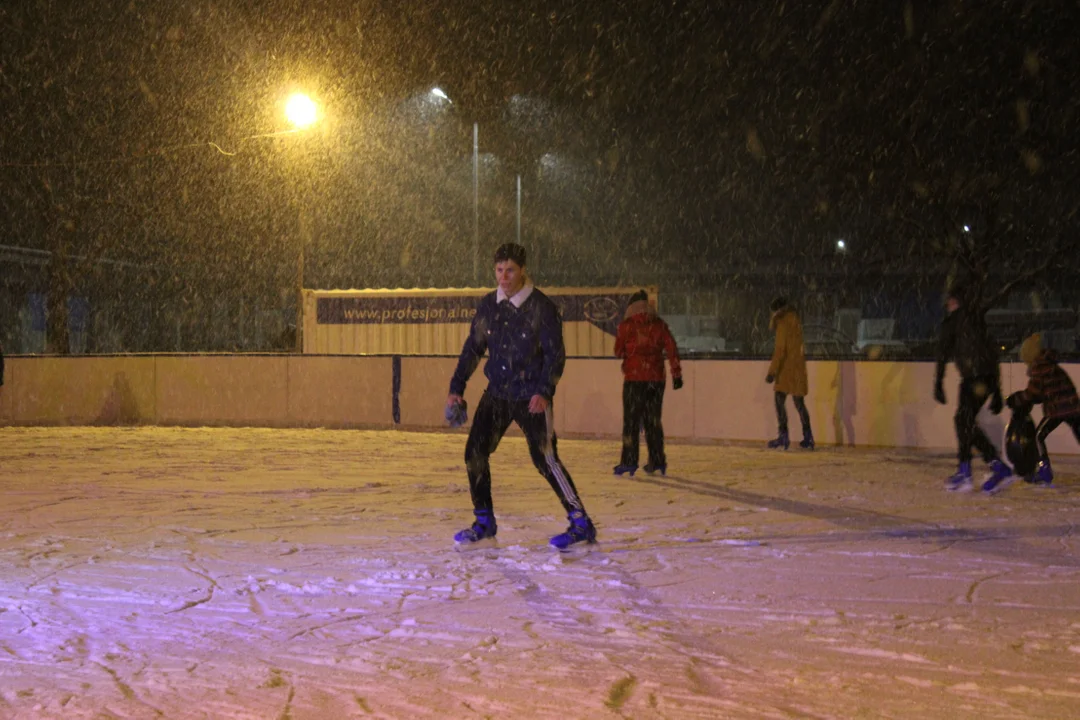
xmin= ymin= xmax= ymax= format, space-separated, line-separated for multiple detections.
xmin=643 ymin=462 xmax=667 ymax=476
xmin=1032 ymin=460 xmax=1053 ymax=486
xmin=613 ymin=464 xmax=637 ymax=477
xmin=549 ymin=510 xmax=597 ymax=550
xmin=454 ymin=509 xmax=497 ymax=544
xmin=981 ymin=460 xmax=1014 ymax=495
xmin=945 ymin=462 xmax=973 ymax=492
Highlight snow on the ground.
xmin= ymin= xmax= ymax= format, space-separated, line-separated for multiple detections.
xmin=1 ymin=426 xmax=1079 ymax=719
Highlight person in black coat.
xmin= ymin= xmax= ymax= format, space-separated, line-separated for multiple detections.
xmin=934 ymin=284 xmax=1012 ymax=493
xmin=446 ymin=243 xmax=597 ymax=550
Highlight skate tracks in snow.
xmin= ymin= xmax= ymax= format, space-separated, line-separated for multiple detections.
xmin=1 ymin=427 xmax=1079 ymax=718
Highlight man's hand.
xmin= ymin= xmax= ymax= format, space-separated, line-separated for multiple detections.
xmin=765 ymin=374 xmax=774 ymax=384
xmin=528 ymin=395 xmax=550 ymax=414
xmin=989 ymin=391 xmax=1004 ymax=415
xmin=933 ymin=382 xmax=946 ymax=405
xmin=672 ymin=377 xmax=683 ymax=390
xmin=447 ymin=393 xmax=464 ymax=409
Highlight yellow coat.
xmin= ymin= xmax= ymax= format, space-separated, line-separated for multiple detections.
xmin=768 ymin=307 xmax=809 ymax=397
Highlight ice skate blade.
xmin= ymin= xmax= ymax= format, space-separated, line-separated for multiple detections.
xmin=454 ymin=537 xmax=499 ymax=551
xmin=982 ymin=476 xmax=1015 ymax=496
xmin=550 ymin=539 xmax=598 ymax=555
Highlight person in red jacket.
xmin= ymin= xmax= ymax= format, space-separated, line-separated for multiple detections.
xmin=1007 ymin=333 xmax=1080 ymax=486
xmin=613 ymin=290 xmax=682 ymax=476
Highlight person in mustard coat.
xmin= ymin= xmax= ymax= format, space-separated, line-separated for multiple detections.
xmin=766 ymin=297 xmax=813 ymax=449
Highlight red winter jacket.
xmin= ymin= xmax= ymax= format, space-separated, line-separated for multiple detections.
xmin=615 ymin=302 xmax=682 ymax=383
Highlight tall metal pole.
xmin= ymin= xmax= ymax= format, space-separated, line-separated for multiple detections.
xmin=296 ymin=238 xmax=304 ymax=353
xmin=472 ymin=122 xmax=479 ymax=286
xmin=296 ymin=205 xmax=308 ymax=354
xmin=516 ymin=174 xmax=521 ymax=246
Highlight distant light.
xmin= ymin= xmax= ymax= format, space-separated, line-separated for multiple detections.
xmin=430 ymin=87 xmax=452 ymax=103
xmin=285 ymin=93 xmax=318 ymax=129
xmin=962 ymin=225 xmax=971 ymax=233
xmin=836 ymin=239 xmax=847 ymax=251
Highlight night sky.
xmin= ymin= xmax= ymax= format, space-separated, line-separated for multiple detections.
xmin=1 ymin=0 xmax=1078 ymax=292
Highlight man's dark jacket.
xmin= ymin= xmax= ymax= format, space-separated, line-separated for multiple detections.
xmin=450 ymin=287 xmax=566 ymax=401
xmin=935 ymin=305 xmax=1000 ymax=384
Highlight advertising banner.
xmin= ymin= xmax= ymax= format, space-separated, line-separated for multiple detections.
xmin=316 ymin=288 xmax=642 ymax=337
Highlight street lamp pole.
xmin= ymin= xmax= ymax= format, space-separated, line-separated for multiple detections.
xmin=473 ymin=122 xmax=479 ymax=286
xmin=296 ymin=207 xmax=310 ymax=353
xmin=284 ymin=92 xmax=318 ymax=353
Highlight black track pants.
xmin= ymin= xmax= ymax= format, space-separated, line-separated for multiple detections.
xmin=620 ymin=381 xmax=666 ymax=467
xmin=1035 ymin=414 xmax=1080 ymax=460
xmin=464 ymin=391 xmax=585 ymax=515
xmin=774 ymin=391 xmax=811 ymax=438
xmin=954 ymin=376 xmax=1001 ymax=464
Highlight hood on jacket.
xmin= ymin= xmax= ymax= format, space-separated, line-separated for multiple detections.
xmin=623 ymin=289 xmax=653 ymax=320
xmin=624 ymin=299 xmax=655 ymax=320
xmin=769 ymin=304 xmax=796 ymax=331
xmin=1020 ymin=333 xmax=1042 ymax=366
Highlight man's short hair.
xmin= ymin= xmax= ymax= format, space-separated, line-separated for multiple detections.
xmin=493 ymin=243 xmax=527 ymax=266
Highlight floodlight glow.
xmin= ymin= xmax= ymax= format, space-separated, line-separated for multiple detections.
xmin=285 ymin=93 xmax=318 ymax=129
xmin=962 ymin=225 xmax=971 ymax=233
xmin=836 ymin=239 xmax=847 ymax=250
xmin=430 ymin=87 xmax=451 ymax=103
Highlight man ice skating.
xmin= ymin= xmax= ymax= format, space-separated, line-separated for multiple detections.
xmin=446 ymin=242 xmax=597 ymax=550
xmin=613 ymin=289 xmax=682 ymax=476
xmin=765 ymin=297 xmax=814 ymax=450
xmin=934 ymin=284 xmax=1012 ymax=493
xmin=1007 ymin=333 xmax=1080 ymax=486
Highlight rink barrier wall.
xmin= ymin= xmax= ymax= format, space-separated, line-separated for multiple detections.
xmin=1 ymin=354 xmax=1078 ymax=455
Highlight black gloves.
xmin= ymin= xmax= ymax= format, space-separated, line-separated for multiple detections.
xmin=1007 ymin=392 xmax=1033 ymax=414
xmin=933 ymin=381 xmax=946 ymax=405
xmin=672 ymin=377 xmax=683 ymax=390
xmin=765 ymin=374 xmax=775 ymax=384
xmin=989 ymin=390 xmax=1003 ymax=415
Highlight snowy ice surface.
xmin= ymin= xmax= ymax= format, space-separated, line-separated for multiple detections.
xmin=2 ymin=426 xmax=1079 ymax=719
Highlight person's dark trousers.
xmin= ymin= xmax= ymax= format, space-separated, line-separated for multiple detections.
xmin=464 ymin=390 xmax=585 ymax=514
xmin=955 ymin=375 xmax=1001 ymax=464
xmin=620 ymin=381 xmax=666 ymax=467
xmin=774 ymin=391 xmax=811 ymax=437
xmin=1035 ymin=414 xmax=1080 ymax=460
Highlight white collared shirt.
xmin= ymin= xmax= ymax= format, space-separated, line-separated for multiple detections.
xmin=496 ymin=283 xmax=534 ymax=308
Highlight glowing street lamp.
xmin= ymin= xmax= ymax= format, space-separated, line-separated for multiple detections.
xmin=282 ymin=92 xmax=319 ymax=352
xmin=285 ymin=93 xmax=318 ymax=129
xmin=430 ymin=87 xmax=452 ymax=104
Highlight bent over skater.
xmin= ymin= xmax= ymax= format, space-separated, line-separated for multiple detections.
xmin=447 ymin=242 xmax=597 ymax=550
xmin=1007 ymin=333 xmax=1080 ymax=486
